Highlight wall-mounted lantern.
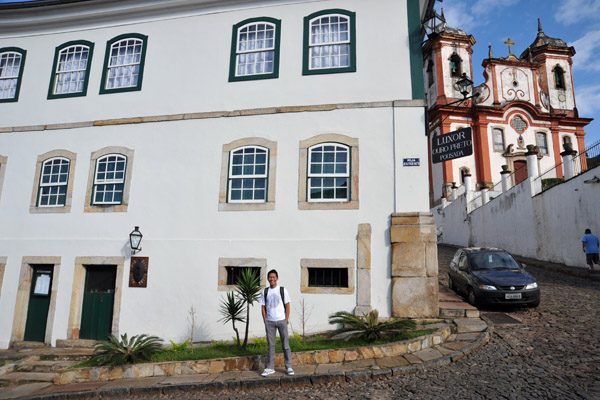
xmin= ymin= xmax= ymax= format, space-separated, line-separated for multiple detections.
xmin=129 ymin=226 xmax=143 ymax=255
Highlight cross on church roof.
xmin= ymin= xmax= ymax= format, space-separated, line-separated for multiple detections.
xmin=504 ymin=37 xmax=515 ymax=56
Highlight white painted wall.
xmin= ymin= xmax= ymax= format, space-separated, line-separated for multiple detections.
xmin=435 ymin=165 xmax=600 ymax=270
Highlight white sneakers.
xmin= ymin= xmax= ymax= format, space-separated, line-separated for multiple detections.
xmin=261 ymin=368 xmax=294 ymax=376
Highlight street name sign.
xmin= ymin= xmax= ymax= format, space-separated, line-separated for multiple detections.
xmin=432 ymin=127 xmax=473 ymax=164
xmin=403 ymin=158 xmax=420 ymax=166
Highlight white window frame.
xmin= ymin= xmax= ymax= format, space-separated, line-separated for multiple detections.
xmin=536 ymin=132 xmax=549 ymax=155
xmin=106 ymin=38 xmax=143 ymax=90
xmin=38 ymin=157 xmax=70 ymax=207
xmin=52 ymin=45 xmax=90 ymax=95
xmin=493 ymin=128 xmax=505 ymax=152
xmin=228 ymin=146 xmax=269 ymax=203
xmin=307 ymin=142 xmax=350 ymax=202
xmin=235 ymin=22 xmax=276 ymax=77
xmin=92 ymin=154 xmax=127 ymax=205
xmin=0 ymin=51 xmax=23 ymax=100
xmin=309 ymin=14 xmax=351 ymax=70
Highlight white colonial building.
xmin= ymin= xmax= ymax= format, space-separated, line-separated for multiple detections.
xmin=0 ymin=0 xmax=437 ymax=349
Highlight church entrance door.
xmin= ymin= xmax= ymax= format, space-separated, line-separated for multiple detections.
xmin=514 ymin=160 xmax=528 ymax=185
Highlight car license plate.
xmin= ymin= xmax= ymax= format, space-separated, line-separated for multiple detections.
xmin=505 ymin=293 xmax=522 ymax=300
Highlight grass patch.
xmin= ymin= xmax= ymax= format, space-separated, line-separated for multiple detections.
xmin=73 ymin=329 xmax=435 ymax=368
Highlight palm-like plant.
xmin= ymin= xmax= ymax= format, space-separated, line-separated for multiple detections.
xmin=328 ymin=310 xmax=416 ymax=343
xmin=235 ymin=268 xmax=262 ymax=350
xmin=218 ymin=291 xmax=246 ymax=349
xmin=90 ymin=333 xmax=163 ymax=366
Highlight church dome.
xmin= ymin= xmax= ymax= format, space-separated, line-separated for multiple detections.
xmin=520 ymin=19 xmax=569 ymax=59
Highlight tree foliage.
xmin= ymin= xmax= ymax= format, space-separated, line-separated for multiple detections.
xmin=218 ymin=291 xmax=246 ymax=349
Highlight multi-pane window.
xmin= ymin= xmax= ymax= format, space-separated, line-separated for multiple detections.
xmin=93 ymin=154 xmax=126 ymax=205
xmin=228 ymin=146 xmax=268 ymax=202
xmin=308 ymin=268 xmax=348 ymax=288
xmin=493 ymin=128 xmax=505 ymax=152
xmin=38 ymin=158 xmax=70 ymax=207
xmin=49 ymin=42 xmax=93 ymax=97
xmin=0 ymin=48 xmax=26 ymax=102
xmin=229 ymin=18 xmax=280 ymax=82
xmin=308 ymin=143 xmax=349 ymax=201
xmin=303 ymin=9 xmax=356 ymax=74
xmin=536 ymin=132 xmax=548 ymax=155
xmin=100 ymin=34 xmax=147 ymax=93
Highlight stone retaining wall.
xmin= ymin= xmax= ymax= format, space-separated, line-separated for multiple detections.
xmin=54 ymin=326 xmax=452 ymax=385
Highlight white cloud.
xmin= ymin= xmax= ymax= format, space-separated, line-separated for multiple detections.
xmin=439 ymin=0 xmax=519 ymax=32
xmin=555 ymin=0 xmax=600 ymax=25
xmin=575 ymin=83 xmax=600 ymax=116
xmin=571 ymin=30 xmax=600 ymax=71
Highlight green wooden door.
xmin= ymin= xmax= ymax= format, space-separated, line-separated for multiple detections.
xmin=24 ymin=265 xmax=53 ymax=342
xmin=80 ymin=266 xmax=116 ymax=341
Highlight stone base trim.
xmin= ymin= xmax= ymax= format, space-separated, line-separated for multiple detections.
xmin=55 ymin=325 xmax=452 ymax=385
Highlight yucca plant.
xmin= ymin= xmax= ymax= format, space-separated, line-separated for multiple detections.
xmin=328 ymin=310 xmax=416 ymax=343
xmin=89 ymin=333 xmax=163 ymax=366
xmin=235 ymin=268 xmax=262 ymax=350
xmin=218 ymin=291 xmax=246 ymax=349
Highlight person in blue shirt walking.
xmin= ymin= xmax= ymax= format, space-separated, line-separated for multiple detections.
xmin=582 ymin=229 xmax=600 ymax=272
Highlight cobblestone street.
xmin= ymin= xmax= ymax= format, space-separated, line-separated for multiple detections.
xmin=151 ymin=245 xmax=600 ymax=400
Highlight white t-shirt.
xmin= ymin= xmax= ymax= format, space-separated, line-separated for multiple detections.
xmin=259 ymin=286 xmax=290 ymax=322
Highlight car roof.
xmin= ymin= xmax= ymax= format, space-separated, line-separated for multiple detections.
xmin=461 ymin=247 xmax=506 ymax=254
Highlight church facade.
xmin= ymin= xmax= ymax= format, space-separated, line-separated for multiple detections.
xmin=424 ymin=17 xmax=593 ymax=205
xmin=0 ymin=0 xmax=437 ymax=348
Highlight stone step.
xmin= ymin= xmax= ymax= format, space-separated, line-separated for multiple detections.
xmin=55 ymin=339 xmax=97 ymax=348
xmin=439 ymin=301 xmax=480 ymax=319
xmin=38 ymin=348 xmax=94 ymax=362
xmin=0 ymin=372 xmax=55 ymax=385
xmin=9 ymin=341 xmax=48 ymax=350
xmin=453 ymin=318 xmax=488 ymax=333
xmin=16 ymin=360 xmax=76 ymax=373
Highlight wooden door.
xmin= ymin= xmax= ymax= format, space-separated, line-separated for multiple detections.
xmin=514 ymin=160 xmax=528 ymax=185
xmin=24 ymin=265 xmax=53 ymax=342
xmin=80 ymin=265 xmax=116 ymax=340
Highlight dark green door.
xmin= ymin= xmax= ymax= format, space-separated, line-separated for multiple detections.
xmin=24 ymin=265 xmax=54 ymax=342
xmin=80 ymin=265 xmax=116 ymax=340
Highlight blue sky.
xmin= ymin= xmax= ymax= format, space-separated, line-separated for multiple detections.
xmin=437 ymin=0 xmax=600 ymax=147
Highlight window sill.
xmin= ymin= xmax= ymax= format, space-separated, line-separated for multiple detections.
xmin=30 ymin=206 xmax=71 ymax=214
xmin=298 ymin=200 xmax=358 ymax=210
xmin=219 ymin=202 xmax=275 ymax=211
xmin=84 ymin=204 xmax=128 ymax=213
xmin=300 ymin=286 xmax=354 ymax=294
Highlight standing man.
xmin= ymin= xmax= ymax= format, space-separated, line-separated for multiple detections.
xmin=582 ymin=229 xmax=600 ymax=272
xmin=259 ymin=269 xmax=294 ymax=376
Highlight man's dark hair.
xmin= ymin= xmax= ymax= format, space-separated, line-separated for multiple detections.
xmin=585 ymin=229 xmax=592 ymax=234
xmin=267 ymin=269 xmax=278 ymax=277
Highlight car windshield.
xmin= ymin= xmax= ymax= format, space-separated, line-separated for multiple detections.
xmin=469 ymin=251 xmax=521 ymax=270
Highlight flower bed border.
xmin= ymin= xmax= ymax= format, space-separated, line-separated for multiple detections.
xmin=54 ymin=326 xmax=452 ymax=385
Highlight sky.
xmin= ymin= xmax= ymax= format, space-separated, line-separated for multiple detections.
xmin=436 ymin=0 xmax=600 ymax=147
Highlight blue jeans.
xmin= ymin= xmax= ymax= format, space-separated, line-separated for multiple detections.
xmin=265 ymin=319 xmax=292 ymax=369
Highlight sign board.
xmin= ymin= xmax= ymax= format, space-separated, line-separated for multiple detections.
xmin=129 ymin=257 xmax=149 ymax=287
xmin=432 ymin=127 xmax=473 ymax=164
xmin=403 ymin=158 xmax=420 ymax=167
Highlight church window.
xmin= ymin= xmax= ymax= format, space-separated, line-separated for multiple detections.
xmin=563 ymin=136 xmax=572 ymax=145
xmin=308 ymin=143 xmax=350 ymax=202
xmin=48 ymin=41 xmax=94 ymax=99
xmin=449 ymin=53 xmax=462 ymax=77
xmin=536 ymin=132 xmax=548 ymax=155
xmin=493 ymin=128 xmax=505 ymax=152
xmin=0 ymin=47 xmax=26 ymax=102
xmin=553 ymin=66 xmax=565 ymax=90
xmin=303 ymin=9 xmax=356 ymax=75
xmin=93 ymin=154 xmax=127 ymax=205
xmin=100 ymin=34 xmax=147 ymax=94
xmin=510 ymin=116 xmax=527 ymax=133
xmin=229 ymin=18 xmax=280 ymax=82
xmin=427 ymin=61 xmax=434 ymax=87
xmin=228 ymin=146 xmax=269 ymax=203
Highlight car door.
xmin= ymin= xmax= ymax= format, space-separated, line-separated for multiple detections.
xmin=456 ymin=252 xmax=470 ymax=293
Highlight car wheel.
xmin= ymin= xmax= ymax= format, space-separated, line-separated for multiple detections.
xmin=448 ymin=275 xmax=457 ymax=292
xmin=468 ymin=288 xmax=478 ymax=307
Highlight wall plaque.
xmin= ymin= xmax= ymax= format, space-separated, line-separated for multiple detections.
xmin=129 ymin=257 xmax=149 ymax=287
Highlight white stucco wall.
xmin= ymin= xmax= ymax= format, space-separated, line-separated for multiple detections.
xmin=436 ymin=165 xmax=600 ymax=269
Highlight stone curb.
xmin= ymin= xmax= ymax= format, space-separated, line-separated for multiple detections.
xmin=18 ymin=327 xmax=492 ymax=400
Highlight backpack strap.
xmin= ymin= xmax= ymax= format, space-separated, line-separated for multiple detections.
xmin=280 ymin=287 xmax=286 ymax=313
xmin=263 ymin=287 xmax=269 ymax=305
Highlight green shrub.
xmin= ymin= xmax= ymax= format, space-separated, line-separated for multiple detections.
xmin=89 ymin=333 xmax=163 ymax=366
xmin=169 ymin=339 xmax=189 ymax=352
xmin=328 ymin=309 xmax=416 ymax=343
xmin=542 ymin=177 xmax=564 ymax=191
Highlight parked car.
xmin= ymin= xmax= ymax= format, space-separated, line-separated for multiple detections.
xmin=448 ymin=248 xmax=540 ymax=307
